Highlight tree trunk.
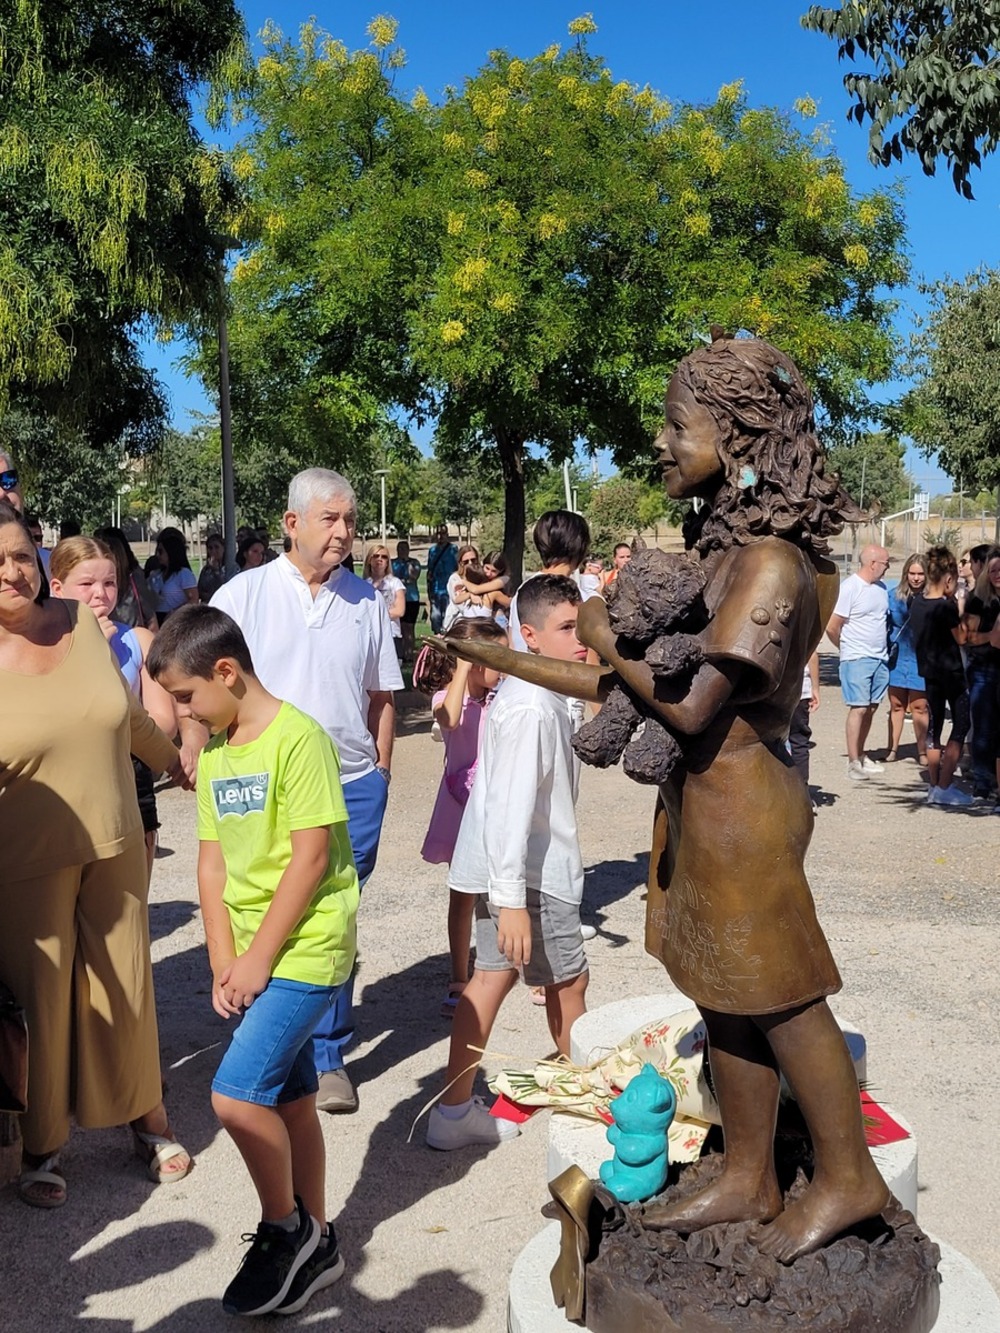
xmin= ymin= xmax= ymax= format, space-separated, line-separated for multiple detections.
xmin=495 ymin=428 xmax=527 ymax=586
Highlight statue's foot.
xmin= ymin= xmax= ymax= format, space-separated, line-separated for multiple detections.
xmin=752 ymin=1176 xmax=891 ymax=1264
xmin=642 ymin=1171 xmax=782 ymax=1234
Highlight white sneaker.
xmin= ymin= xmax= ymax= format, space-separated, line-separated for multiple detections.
xmin=426 ymin=1097 xmax=521 ymax=1151
xmin=861 ymin=755 xmax=884 ymax=773
xmin=937 ymin=785 xmax=974 ymax=807
xmin=580 ymin=923 xmax=597 ymax=941
xmin=847 ymin=760 xmax=869 ymax=781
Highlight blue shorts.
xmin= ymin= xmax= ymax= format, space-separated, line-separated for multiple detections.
xmin=840 ymin=657 xmax=889 ymax=707
xmin=212 ymin=977 xmax=339 ymax=1107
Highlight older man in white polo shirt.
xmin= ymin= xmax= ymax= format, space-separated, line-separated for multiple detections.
xmin=212 ymin=468 xmax=402 ymax=1112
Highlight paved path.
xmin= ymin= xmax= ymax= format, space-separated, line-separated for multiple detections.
xmin=2 ymin=651 xmax=997 ymax=1330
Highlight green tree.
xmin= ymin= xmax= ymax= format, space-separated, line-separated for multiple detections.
xmin=225 ymin=16 xmax=907 ymax=580
xmin=351 ymin=423 xmax=428 ymax=537
xmin=153 ymin=423 xmax=223 ymax=525
xmin=525 ymin=461 xmax=594 ymax=524
xmin=803 ymin=3 xmax=1000 ymax=196
xmin=824 ymin=430 xmax=909 ymax=513
xmin=586 ymin=476 xmax=644 ymax=553
xmin=420 ymin=452 xmax=504 ymax=543
xmin=0 ymin=1 xmax=248 ymax=447
xmin=901 ymin=268 xmax=1000 ymax=533
xmin=7 ymin=412 xmax=125 ymax=529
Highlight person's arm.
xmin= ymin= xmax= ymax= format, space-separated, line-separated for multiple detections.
xmin=126 ymin=689 xmax=192 ymax=787
xmin=463 ymin=575 xmax=508 ymax=595
xmin=485 ymin=707 xmax=554 ymax=966
xmin=389 ymin=584 xmax=405 ymax=621
xmin=963 ymin=610 xmax=986 ymax=646
xmin=434 ymin=661 xmax=473 ymax=731
xmin=133 ymin=626 xmax=178 ymax=737
xmin=825 ymin=612 xmax=846 ymax=649
xmin=368 ymin=690 xmax=395 ymax=772
xmin=197 ymin=839 xmax=240 ymax=1018
xmin=807 ymin=652 xmax=821 ymax=712
xmin=218 ymin=826 xmax=332 ymax=1012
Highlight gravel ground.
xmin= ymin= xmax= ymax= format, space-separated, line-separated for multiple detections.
xmin=1 ymin=646 xmax=997 ymax=1331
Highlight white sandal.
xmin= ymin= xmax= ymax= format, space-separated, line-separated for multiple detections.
xmin=131 ymin=1125 xmax=192 ymax=1184
xmin=18 ymin=1154 xmax=67 ymax=1209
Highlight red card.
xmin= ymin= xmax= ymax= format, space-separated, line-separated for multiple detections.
xmin=861 ymin=1090 xmax=911 ymax=1146
xmin=490 ymin=1093 xmax=538 ymax=1124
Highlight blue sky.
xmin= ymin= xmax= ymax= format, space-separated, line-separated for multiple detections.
xmin=153 ymin=1 xmax=1000 ymax=494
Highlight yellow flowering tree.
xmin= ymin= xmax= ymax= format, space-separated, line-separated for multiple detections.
xmin=223 ymin=18 xmax=906 ymax=574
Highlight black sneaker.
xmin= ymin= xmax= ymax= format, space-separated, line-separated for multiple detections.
xmin=275 ymin=1223 xmax=345 ymax=1315
xmin=222 ymin=1196 xmax=320 ymax=1316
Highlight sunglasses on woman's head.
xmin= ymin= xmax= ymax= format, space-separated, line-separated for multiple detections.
xmin=0 ymin=469 xmax=18 ymax=491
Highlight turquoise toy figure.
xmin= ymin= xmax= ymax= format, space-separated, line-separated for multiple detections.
xmin=599 ymin=1063 xmax=676 ymax=1204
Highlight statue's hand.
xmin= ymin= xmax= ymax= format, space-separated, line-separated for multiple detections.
xmin=577 ymin=594 xmax=616 ymax=659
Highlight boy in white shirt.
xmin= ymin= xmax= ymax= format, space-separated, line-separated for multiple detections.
xmin=426 ymin=575 xmax=590 ymax=1151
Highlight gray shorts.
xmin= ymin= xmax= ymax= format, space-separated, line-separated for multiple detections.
xmin=474 ymin=891 xmax=588 ymax=987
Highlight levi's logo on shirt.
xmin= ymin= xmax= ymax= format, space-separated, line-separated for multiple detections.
xmin=211 ymin=773 xmax=270 ymax=819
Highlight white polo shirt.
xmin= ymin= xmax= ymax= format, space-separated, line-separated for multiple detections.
xmin=212 ymin=556 xmax=403 ymax=783
xmin=832 ymin=573 xmax=889 ymax=662
xmin=448 ymin=675 xmax=583 ymax=908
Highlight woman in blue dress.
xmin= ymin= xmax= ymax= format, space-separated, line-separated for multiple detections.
xmin=885 ymin=552 xmax=929 ymax=763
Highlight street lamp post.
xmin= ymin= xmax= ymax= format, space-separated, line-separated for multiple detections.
xmin=374 ymin=469 xmax=389 ymax=544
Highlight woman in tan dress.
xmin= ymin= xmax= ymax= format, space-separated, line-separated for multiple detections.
xmin=0 ymin=503 xmax=192 ymax=1206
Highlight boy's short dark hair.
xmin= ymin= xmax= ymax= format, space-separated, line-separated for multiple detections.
xmin=970 ymin=544 xmax=991 ymax=565
xmin=533 ymin=510 xmax=590 ymax=570
xmin=518 ymin=574 xmax=581 ymax=630
xmin=147 ymin=604 xmax=255 ymax=679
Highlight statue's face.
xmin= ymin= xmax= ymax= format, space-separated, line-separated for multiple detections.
xmin=654 ymin=378 xmax=724 ymax=500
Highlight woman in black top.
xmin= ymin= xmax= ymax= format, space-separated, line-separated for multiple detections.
xmin=909 ymin=547 xmax=972 ymax=807
xmin=962 ymin=548 xmax=1000 ymax=799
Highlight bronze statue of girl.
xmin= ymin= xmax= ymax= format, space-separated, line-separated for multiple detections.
xmin=445 ymin=331 xmax=890 ymax=1263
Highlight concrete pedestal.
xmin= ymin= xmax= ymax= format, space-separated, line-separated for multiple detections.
xmin=507 ymin=1223 xmax=1000 ymax=1333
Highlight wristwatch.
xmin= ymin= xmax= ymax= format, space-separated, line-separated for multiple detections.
xmin=376 ymin=765 xmax=392 ymax=785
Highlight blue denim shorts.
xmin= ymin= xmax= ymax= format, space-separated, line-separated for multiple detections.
xmin=212 ymin=977 xmax=340 ymax=1107
xmin=840 ymin=657 xmax=889 ymax=707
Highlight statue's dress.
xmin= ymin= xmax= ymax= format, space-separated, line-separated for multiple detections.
xmin=645 ymin=537 xmax=842 ymax=1015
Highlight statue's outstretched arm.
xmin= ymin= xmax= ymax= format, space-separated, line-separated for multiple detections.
xmin=575 ymin=596 xmax=741 ymax=736
xmin=430 ymin=636 xmax=615 ymax=703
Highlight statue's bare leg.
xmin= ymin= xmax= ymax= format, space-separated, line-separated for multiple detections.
xmin=752 ymin=999 xmax=890 ymax=1263
xmin=642 ymin=1007 xmax=783 ymax=1232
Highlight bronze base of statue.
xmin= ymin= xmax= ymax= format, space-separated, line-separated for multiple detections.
xmin=577 ymin=1146 xmax=940 ymax=1333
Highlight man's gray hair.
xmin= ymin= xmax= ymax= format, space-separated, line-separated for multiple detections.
xmin=0 ymin=448 xmax=13 ymax=470
xmin=287 ymin=468 xmax=356 ymax=516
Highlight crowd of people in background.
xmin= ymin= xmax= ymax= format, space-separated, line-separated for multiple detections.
xmin=827 ymin=539 xmax=1000 ymax=810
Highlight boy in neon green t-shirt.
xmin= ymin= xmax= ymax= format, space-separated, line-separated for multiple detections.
xmin=148 ymin=605 xmax=359 ymax=1318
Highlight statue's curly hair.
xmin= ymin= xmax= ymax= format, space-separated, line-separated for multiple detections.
xmin=676 ymin=332 xmax=863 ymax=557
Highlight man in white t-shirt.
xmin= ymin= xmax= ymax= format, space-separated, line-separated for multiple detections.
xmin=826 ymin=544 xmax=891 ymax=782
xmin=212 ymin=468 xmax=403 ymax=1113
